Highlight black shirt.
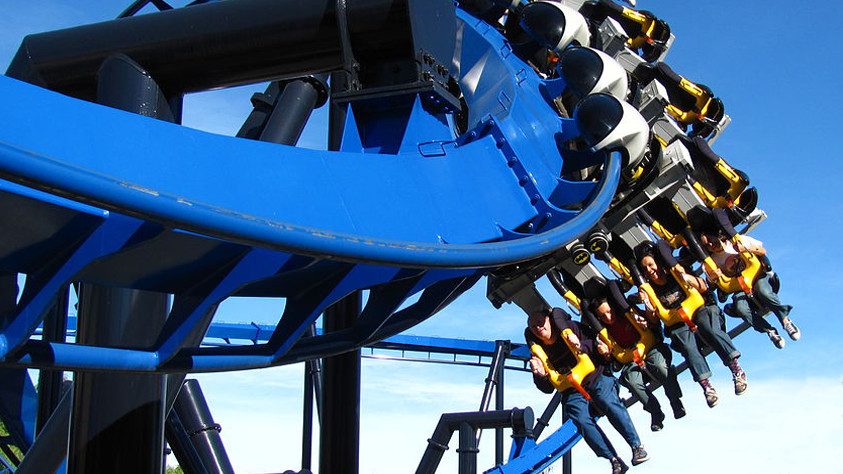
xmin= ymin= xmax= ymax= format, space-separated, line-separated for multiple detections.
xmin=525 ymin=312 xmax=603 ymax=394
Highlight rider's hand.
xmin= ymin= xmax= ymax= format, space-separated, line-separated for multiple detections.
xmin=529 ymin=356 xmax=547 ymax=377
xmin=565 ymin=332 xmax=582 ymax=352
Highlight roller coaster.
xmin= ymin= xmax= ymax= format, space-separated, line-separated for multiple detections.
xmin=0 ymin=0 xmax=782 ymax=472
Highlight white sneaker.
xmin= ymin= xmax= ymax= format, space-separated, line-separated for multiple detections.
xmin=782 ymin=318 xmax=801 ymax=341
xmin=767 ymin=329 xmax=785 ymax=349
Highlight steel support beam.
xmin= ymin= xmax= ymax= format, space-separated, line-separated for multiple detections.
xmin=318 ymin=292 xmax=362 ymax=474
xmin=259 ymin=77 xmax=328 ymax=146
xmin=495 ymin=342 xmax=506 ymax=466
xmin=17 ymin=386 xmax=71 ymax=474
xmin=458 ymin=421 xmax=478 ymax=474
xmin=561 ymin=406 xmax=572 ymax=474
xmin=169 ymin=379 xmax=234 ymax=474
xmin=6 ymin=0 xmax=445 ymax=99
xmin=417 ymin=408 xmax=534 ymax=474
xmin=301 ymin=324 xmax=322 ymax=471
xmin=35 ymin=284 xmax=69 ymax=435
xmin=67 ymin=54 xmax=173 ymax=474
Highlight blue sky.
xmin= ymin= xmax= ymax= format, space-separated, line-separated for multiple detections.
xmin=2 ymin=1 xmax=842 ymax=472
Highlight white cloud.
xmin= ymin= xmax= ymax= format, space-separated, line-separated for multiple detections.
xmin=179 ymin=362 xmax=842 ymax=473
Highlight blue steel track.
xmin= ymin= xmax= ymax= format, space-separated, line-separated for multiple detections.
xmin=0 ymin=9 xmax=619 ymax=374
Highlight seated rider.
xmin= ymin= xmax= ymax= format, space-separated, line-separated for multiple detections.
xmin=526 ymin=306 xmax=649 ymax=474
xmin=586 ymin=282 xmax=685 ymax=432
xmin=700 ymin=230 xmax=799 ymax=348
xmin=635 ymin=241 xmax=748 ymax=408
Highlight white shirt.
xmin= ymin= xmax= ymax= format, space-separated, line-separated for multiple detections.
xmin=711 ymin=234 xmax=762 ymax=268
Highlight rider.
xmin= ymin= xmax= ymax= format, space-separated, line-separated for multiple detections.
xmin=700 ymin=230 xmax=799 ymax=347
xmin=527 ymin=306 xmax=649 ymax=474
xmin=635 ymin=241 xmax=748 ymax=408
xmin=586 ymin=283 xmax=685 ymax=431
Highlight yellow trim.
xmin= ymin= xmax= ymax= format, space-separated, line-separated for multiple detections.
xmin=598 ymin=310 xmax=655 ymax=366
xmin=563 ymin=290 xmax=581 ymax=312
xmin=649 ymin=219 xmax=685 ymax=249
xmin=662 ymin=76 xmax=716 ymax=126
xmin=625 ymin=164 xmax=645 ymax=182
xmin=621 ymin=8 xmax=657 ymax=50
xmin=639 ymin=269 xmax=703 ymax=330
xmin=609 ymin=257 xmax=634 ymax=286
xmin=530 ymin=329 xmax=595 ymax=399
xmin=714 ymin=159 xmax=749 ymax=203
xmin=691 ymin=181 xmax=719 ymax=207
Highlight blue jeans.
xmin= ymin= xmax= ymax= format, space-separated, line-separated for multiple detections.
xmin=666 ymin=303 xmax=740 ymax=382
xmin=620 ymin=343 xmax=683 ymax=415
xmin=665 ymin=321 xmax=710 ymax=382
xmin=694 ymin=303 xmax=741 ymax=365
xmin=564 ymin=374 xmax=641 ymax=459
xmin=731 ymin=272 xmax=792 ymax=333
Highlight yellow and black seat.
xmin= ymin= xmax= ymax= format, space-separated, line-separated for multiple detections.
xmin=633 ymin=62 xmax=724 ymax=139
xmin=681 ymin=136 xmax=749 ymax=209
xmin=637 ymin=197 xmax=687 ymax=249
xmin=579 ymin=0 xmax=672 ymax=62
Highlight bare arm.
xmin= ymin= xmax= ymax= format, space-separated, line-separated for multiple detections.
xmin=736 ymin=235 xmax=766 ymax=256
xmin=529 ymin=355 xmax=547 ymax=377
xmin=638 ymin=288 xmax=657 ymax=319
xmin=631 ymin=309 xmax=649 ymax=329
xmin=596 ymin=338 xmax=611 ymax=359
xmin=675 ymin=264 xmax=707 ymax=292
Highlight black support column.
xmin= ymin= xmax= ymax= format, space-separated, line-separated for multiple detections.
xmin=67 ymin=54 xmax=175 ymax=474
xmin=318 ymin=293 xmax=361 ymax=474
xmin=35 ymin=285 xmax=69 ymax=435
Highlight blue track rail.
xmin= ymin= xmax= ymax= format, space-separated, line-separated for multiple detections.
xmin=0 ymin=8 xmax=619 ymax=374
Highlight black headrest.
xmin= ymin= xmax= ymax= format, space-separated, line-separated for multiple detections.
xmin=712 ymin=208 xmax=738 ymax=238
xmin=606 ymin=279 xmax=630 ymax=312
xmin=633 ymin=239 xmax=676 ymax=269
xmin=686 ymin=206 xmax=718 ymax=234
xmin=643 ymin=196 xmax=686 ymax=234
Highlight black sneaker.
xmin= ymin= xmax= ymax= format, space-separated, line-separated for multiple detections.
xmin=611 ymin=457 xmax=629 ymax=474
xmin=650 ymin=410 xmax=665 ymax=431
xmin=671 ymin=401 xmax=686 ymax=419
xmin=631 ymin=445 xmax=650 ymax=466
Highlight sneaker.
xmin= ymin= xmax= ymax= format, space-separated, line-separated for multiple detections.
xmin=671 ymin=402 xmax=686 ymax=419
xmin=611 ymin=457 xmax=629 ymax=474
xmin=733 ymin=370 xmax=748 ymax=396
xmin=650 ymin=410 xmax=666 ymax=432
xmin=782 ymin=318 xmax=801 ymax=341
xmin=703 ymin=385 xmax=719 ymax=408
xmin=631 ymin=445 xmax=650 ymax=466
xmin=767 ymin=329 xmax=785 ymax=349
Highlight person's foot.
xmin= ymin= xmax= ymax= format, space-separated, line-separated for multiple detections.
xmin=703 ymin=384 xmax=719 ymax=408
xmin=671 ymin=401 xmax=686 ymax=419
xmin=650 ymin=410 xmax=666 ymax=431
xmin=733 ymin=369 xmax=748 ymax=395
xmin=767 ymin=329 xmax=785 ymax=349
xmin=782 ymin=318 xmax=801 ymax=341
xmin=631 ymin=445 xmax=650 ymax=466
xmin=611 ymin=457 xmax=629 ymax=474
